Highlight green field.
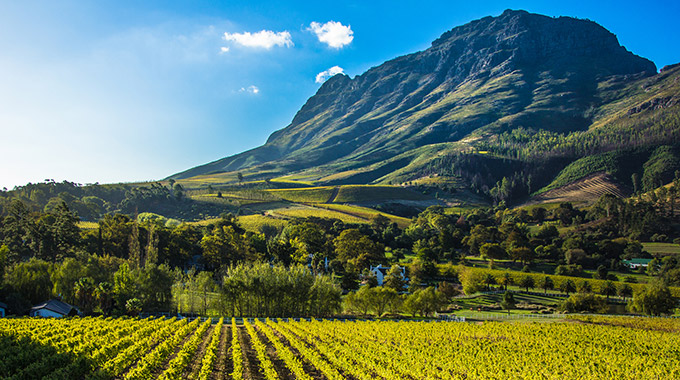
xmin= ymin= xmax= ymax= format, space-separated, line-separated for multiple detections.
xmin=334 ymin=185 xmax=429 ymax=203
xmin=315 ymin=203 xmax=412 ymax=228
xmin=271 ymin=205 xmax=366 ymax=224
xmin=237 ymin=214 xmax=289 ymax=233
xmin=265 ymin=186 xmax=335 ymax=203
xmin=642 ymin=242 xmax=680 ymax=255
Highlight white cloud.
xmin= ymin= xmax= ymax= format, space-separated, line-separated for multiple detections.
xmin=308 ymin=21 xmax=353 ymax=48
xmin=220 ymin=46 xmax=229 ymax=53
xmin=223 ymin=30 xmax=293 ymax=49
xmin=315 ymin=66 xmax=345 ymax=83
xmin=239 ymin=85 xmax=260 ymax=94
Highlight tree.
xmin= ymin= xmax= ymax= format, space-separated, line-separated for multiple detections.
xmin=113 ymin=262 xmax=136 ymax=312
xmin=561 ymin=293 xmax=608 ymax=313
xmin=459 ymin=267 xmax=485 ymax=295
xmin=74 ymin=277 xmax=96 ymax=315
xmin=370 ymin=214 xmax=391 ymax=232
xmin=480 ymin=243 xmax=506 ymax=261
xmin=173 ymin=183 xmax=184 ymax=200
xmin=334 ymin=229 xmax=385 ymax=269
xmin=0 ymin=245 xmax=8 ymax=280
xmin=146 ymin=225 xmax=159 ymax=266
xmin=383 ymin=264 xmax=406 ymax=291
xmin=340 ymin=268 xmax=360 ymax=292
xmin=196 ymin=271 xmax=216 ymax=315
xmin=600 ymin=280 xmax=617 ymax=301
xmin=201 ymin=225 xmax=254 ymax=270
xmin=368 ymin=287 xmax=399 ymax=317
xmin=497 ymin=271 xmax=513 ymax=291
xmin=618 ymin=283 xmax=633 ymax=301
xmin=559 ymin=279 xmax=576 ymax=296
xmin=530 ymin=207 xmax=547 ymax=223
xmin=403 ymin=287 xmax=447 ymax=317
xmin=539 ymin=276 xmax=554 ymax=294
xmin=4 ymin=258 xmax=54 ymax=305
xmin=128 ymin=220 xmax=142 ymax=268
xmin=138 ymin=263 xmax=174 ymax=312
xmin=501 ymin=291 xmax=516 ymax=314
xmin=96 ymin=282 xmax=114 ymax=316
xmin=594 ymin=265 xmax=608 ymax=280
xmin=125 ymin=298 xmax=142 ymax=316
xmin=510 ymin=247 xmax=534 ymax=266
xmin=345 ymin=286 xmax=372 ymax=316
xmin=577 ymin=280 xmax=593 ymax=294
xmin=483 ymin=273 xmax=496 ymax=291
xmin=237 ymin=172 xmax=244 ymax=184
xmin=518 ymin=276 xmax=535 ymax=292
xmin=628 ymin=281 xmax=676 ymax=316
xmin=437 ymin=281 xmax=460 ymax=300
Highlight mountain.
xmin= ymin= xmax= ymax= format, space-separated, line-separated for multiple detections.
xmin=171 ymin=9 xmax=680 ymax=204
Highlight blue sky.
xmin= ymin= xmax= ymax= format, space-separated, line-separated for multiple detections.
xmin=1 ymin=0 xmax=679 ymax=189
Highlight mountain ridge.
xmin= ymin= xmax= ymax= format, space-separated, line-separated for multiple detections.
xmin=170 ymin=9 xmax=678 ymax=205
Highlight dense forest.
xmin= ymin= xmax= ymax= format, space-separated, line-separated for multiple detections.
xmin=2 ymin=176 xmax=680 ymax=317
xmin=0 ymin=180 xmax=235 ymax=222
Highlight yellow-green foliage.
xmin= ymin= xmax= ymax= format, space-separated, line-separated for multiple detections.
xmin=237 ymin=215 xmax=289 ymax=233
xmin=279 ymin=318 xmax=680 ymax=379
xmin=334 ymin=185 xmax=427 ymax=203
xmin=266 ymin=187 xmax=335 ymax=203
xmin=315 ymin=204 xmax=411 ymax=228
xmin=453 ymin=265 xmax=680 ymax=298
xmin=188 ymin=218 xmax=222 ymax=226
xmin=269 ymin=177 xmax=316 ymax=186
xmin=273 ymin=206 xmax=366 ymax=224
xmin=2 ymin=317 xmax=679 ymax=378
xmin=77 ymin=221 xmax=98 ymax=230
xmin=567 ymin=315 xmax=680 ymax=333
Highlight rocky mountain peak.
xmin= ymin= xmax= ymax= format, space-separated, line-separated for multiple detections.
xmin=172 ymin=10 xmax=662 ymax=181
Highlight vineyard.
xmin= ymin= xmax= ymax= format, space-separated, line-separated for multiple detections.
xmin=2 ymin=316 xmax=680 ymax=379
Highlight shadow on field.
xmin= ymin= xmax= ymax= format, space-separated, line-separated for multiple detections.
xmin=0 ymin=333 xmax=101 ymax=380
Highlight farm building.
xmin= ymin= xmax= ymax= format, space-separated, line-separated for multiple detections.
xmin=622 ymin=258 xmax=653 ymax=269
xmin=30 ymin=299 xmax=79 ymax=318
xmin=0 ymin=301 xmax=6 ymax=317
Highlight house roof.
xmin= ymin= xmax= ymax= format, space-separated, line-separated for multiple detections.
xmin=30 ymin=299 xmax=76 ymax=315
xmin=623 ymin=258 xmax=653 ymax=264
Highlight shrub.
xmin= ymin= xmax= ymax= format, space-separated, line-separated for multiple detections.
xmin=554 ymin=264 xmax=584 ymax=277
xmin=561 ymin=293 xmax=608 ymax=313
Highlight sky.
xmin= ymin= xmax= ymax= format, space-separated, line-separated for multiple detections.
xmin=1 ymin=0 xmax=679 ymax=189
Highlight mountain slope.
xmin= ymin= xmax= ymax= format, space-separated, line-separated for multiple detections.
xmin=171 ymin=9 xmax=680 ymax=205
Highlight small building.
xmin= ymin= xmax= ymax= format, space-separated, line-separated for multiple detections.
xmin=30 ymin=299 xmax=79 ymax=318
xmin=622 ymin=258 xmax=653 ymax=269
xmin=369 ymin=264 xmax=407 ymax=286
xmin=0 ymin=302 xmax=7 ymax=317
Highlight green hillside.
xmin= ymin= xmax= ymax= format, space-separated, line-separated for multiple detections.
xmin=167 ymin=10 xmax=679 ymax=209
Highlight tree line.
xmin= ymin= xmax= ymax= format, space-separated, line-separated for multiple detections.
xmin=2 ymin=184 xmax=679 ymax=316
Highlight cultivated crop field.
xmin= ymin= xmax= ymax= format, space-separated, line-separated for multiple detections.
xmin=2 ymin=316 xmax=679 ymax=379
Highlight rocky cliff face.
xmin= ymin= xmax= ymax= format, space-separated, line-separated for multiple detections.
xmin=172 ymin=10 xmax=656 ymax=180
